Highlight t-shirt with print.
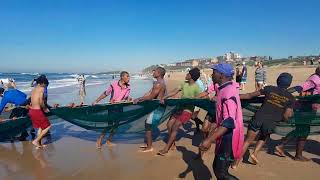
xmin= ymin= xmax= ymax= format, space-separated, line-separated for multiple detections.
xmin=254 ymin=86 xmax=295 ymax=123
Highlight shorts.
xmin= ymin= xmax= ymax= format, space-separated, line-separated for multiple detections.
xmin=145 ymin=106 xmax=166 ymax=131
xmin=29 ymin=109 xmax=51 ymax=129
xmin=248 ymin=118 xmax=275 ymax=137
xmin=241 ymin=77 xmax=247 ymax=83
xmin=173 ymin=110 xmax=192 ymax=124
xmin=256 ymin=81 xmax=264 ymax=85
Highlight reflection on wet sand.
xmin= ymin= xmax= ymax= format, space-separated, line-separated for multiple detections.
xmin=0 ymin=142 xmax=57 ymax=180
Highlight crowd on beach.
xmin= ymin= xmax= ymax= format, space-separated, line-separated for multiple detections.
xmin=1 ymin=62 xmax=320 ymax=180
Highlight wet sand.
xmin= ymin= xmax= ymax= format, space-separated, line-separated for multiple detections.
xmin=1 ymin=65 xmax=320 ymax=180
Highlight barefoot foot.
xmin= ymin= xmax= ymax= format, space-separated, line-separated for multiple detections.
xmin=250 ymin=154 xmax=259 ymax=165
xmin=140 ymin=147 xmax=154 ymax=153
xmin=294 ymin=156 xmax=310 ymax=162
xmin=275 ymin=146 xmax=286 ymax=157
xmin=96 ymin=139 xmax=103 ymax=149
xmin=32 ymin=140 xmax=42 ymax=149
xmin=106 ymin=140 xmax=116 ymax=147
xmin=157 ymin=149 xmax=168 ymax=156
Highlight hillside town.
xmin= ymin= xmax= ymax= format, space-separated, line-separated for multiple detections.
xmin=143 ymin=51 xmax=320 ymax=73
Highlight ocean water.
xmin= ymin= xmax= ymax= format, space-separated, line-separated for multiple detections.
xmin=0 ymin=72 xmax=155 ymax=144
xmin=0 ymin=72 xmax=153 ymax=105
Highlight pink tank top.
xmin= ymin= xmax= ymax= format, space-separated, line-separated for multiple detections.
xmin=301 ymin=74 xmax=320 ymax=110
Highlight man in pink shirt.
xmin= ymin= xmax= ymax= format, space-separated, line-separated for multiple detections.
xmin=93 ymin=71 xmax=131 ymax=149
xmin=276 ymin=67 xmax=320 ymax=161
xmin=200 ymin=63 xmax=243 ymax=180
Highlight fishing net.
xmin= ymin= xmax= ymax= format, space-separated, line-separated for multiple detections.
xmin=51 ymin=100 xmax=176 ymax=133
xmin=241 ymin=95 xmax=320 ymax=136
xmin=1 ymin=96 xmax=320 ymax=141
xmin=0 ymin=117 xmax=32 ymax=141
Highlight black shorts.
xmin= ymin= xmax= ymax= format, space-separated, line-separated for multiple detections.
xmin=248 ymin=118 xmax=275 ymax=137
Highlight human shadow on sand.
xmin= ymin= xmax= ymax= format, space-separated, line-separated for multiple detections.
xmin=239 ymin=136 xmax=320 ymax=163
xmin=176 ymin=146 xmax=212 ymax=180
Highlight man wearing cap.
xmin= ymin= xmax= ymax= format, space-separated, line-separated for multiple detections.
xmin=158 ymin=68 xmax=201 ymax=155
xmin=199 ymin=63 xmax=243 ymax=180
xmin=275 ymin=67 xmax=320 ymax=161
xmin=233 ymin=73 xmax=295 ymax=168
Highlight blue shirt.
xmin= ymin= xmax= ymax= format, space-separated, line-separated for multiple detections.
xmin=196 ymin=79 xmax=206 ymax=92
xmin=0 ymin=89 xmax=27 ymax=114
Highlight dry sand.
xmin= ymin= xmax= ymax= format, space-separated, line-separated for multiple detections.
xmin=0 ymin=65 xmax=319 ymax=180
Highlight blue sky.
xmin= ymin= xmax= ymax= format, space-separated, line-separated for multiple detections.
xmin=0 ymin=0 xmax=319 ymax=73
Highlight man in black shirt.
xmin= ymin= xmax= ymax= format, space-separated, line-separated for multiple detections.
xmin=233 ymin=73 xmax=295 ymax=168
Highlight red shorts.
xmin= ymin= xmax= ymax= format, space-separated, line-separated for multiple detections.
xmin=173 ymin=110 xmax=192 ymax=124
xmin=29 ymin=109 xmax=51 ymax=129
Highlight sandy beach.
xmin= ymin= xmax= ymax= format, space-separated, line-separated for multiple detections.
xmin=1 ymin=65 xmax=320 ymax=180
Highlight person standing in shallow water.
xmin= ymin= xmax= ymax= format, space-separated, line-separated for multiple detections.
xmin=77 ymin=74 xmax=86 ymax=105
xmin=134 ymin=67 xmax=167 ymax=152
xmin=29 ymin=77 xmax=52 ymax=149
xmin=199 ymin=63 xmax=243 ymax=180
xmin=92 ymin=71 xmax=131 ymax=149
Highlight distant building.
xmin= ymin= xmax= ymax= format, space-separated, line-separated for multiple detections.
xmin=224 ymin=51 xmax=242 ymax=62
xmin=176 ymin=62 xmax=192 ymax=67
xmin=217 ymin=56 xmax=225 ymax=62
xmin=250 ymin=56 xmax=268 ymax=61
xmin=184 ymin=59 xmax=199 ymax=67
xmin=197 ymin=58 xmax=219 ymax=67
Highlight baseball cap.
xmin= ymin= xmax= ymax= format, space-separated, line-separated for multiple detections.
xmin=211 ymin=63 xmax=234 ymax=77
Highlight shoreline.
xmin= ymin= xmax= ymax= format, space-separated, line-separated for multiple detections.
xmin=1 ymin=65 xmax=320 ymax=180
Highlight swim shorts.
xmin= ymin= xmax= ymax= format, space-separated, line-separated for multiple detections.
xmin=173 ymin=110 xmax=192 ymax=124
xmin=145 ymin=106 xmax=166 ymax=131
xmin=241 ymin=77 xmax=247 ymax=83
xmin=29 ymin=109 xmax=51 ymax=129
